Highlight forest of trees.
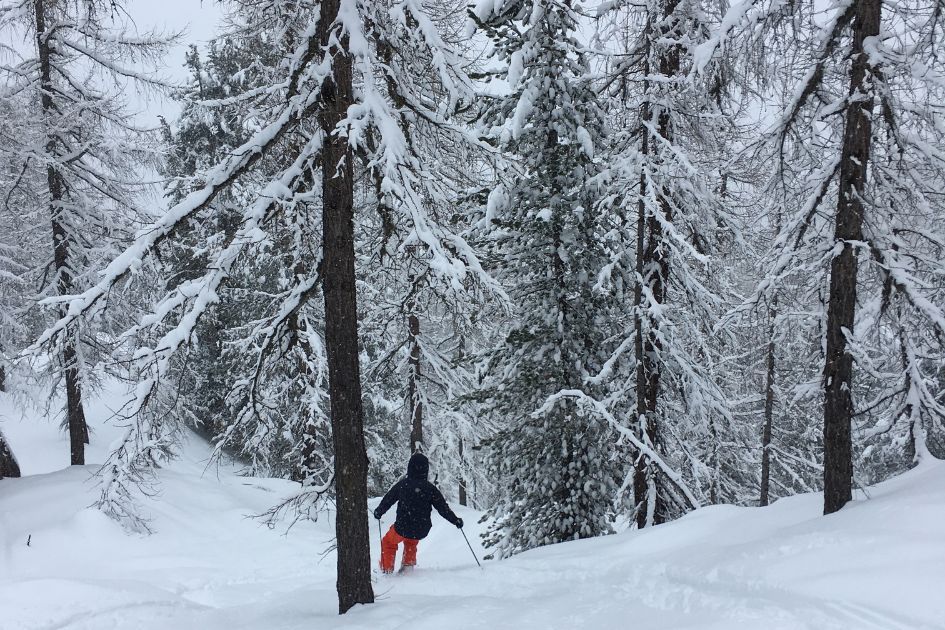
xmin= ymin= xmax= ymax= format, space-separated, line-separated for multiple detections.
xmin=1 ymin=0 xmax=944 ymax=615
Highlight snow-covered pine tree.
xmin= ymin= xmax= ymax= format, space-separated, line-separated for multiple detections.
xmin=701 ymin=0 xmax=945 ymax=513
xmin=0 ymin=0 xmax=173 ymax=465
xmin=158 ymin=37 xmax=322 ymax=479
xmin=469 ymin=0 xmax=619 ymax=557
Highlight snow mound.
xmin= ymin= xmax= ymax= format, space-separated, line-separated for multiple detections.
xmin=1 ymin=383 xmax=943 ymax=629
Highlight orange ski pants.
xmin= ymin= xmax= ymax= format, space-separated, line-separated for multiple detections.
xmin=380 ymin=525 xmax=419 ymax=573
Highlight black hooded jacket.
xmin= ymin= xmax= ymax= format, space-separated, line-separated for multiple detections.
xmin=375 ymin=453 xmax=461 ymax=540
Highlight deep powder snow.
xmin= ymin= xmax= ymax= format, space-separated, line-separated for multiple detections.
xmin=1 ymin=383 xmax=943 ymax=630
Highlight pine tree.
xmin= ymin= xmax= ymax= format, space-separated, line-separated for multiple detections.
xmin=470 ymin=0 xmax=618 ymax=557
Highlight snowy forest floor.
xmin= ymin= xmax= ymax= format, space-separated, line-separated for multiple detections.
xmin=2 ymin=382 xmax=944 ymax=630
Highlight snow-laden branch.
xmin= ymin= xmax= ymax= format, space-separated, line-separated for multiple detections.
xmin=24 ymin=31 xmax=328 ymax=358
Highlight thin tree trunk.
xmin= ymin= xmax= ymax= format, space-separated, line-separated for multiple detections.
xmin=0 ymin=428 xmax=20 ymax=479
xmin=823 ymin=0 xmax=880 ymax=515
xmin=633 ymin=172 xmax=670 ymax=526
xmin=760 ymin=304 xmax=776 ymax=507
xmin=318 ymin=0 xmax=374 ymax=613
xmin=35 ymin=0 xmax=88 ymax=466
xmin=633 ymin=130 xmax=650 ymax=528
xmin=458 ymin=437 xmax=467 ymax=506
xmin=708 ymin=415 xmax=719 ymax=504
xmin=407 ymin=298 xmax=423 ymax=452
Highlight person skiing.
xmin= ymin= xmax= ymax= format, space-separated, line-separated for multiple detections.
xmin=373 ymin=452 xmax=464 ymax=574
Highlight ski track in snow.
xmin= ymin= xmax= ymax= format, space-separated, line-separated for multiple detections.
xmin=2 ymin=382 xmax=944 ymax=630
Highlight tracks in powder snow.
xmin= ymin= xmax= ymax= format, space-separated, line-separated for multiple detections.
xmin=363 ymin=529 xmax=939 ymax=630
xmin=2 ymin=431 xmax=942 ymax=630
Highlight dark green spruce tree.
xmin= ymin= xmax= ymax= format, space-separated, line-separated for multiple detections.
xmin=471 ymin=0 xmax=618 ymax=558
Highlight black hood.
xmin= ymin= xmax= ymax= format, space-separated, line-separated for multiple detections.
xmin=407 ymin=452 xmax=429 ymax=480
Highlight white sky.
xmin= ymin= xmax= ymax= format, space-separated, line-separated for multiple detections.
xmin=123 ymin=0 xmax=224 ymax=123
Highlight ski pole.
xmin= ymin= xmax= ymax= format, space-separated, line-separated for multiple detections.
xmin=459 ymin=527 xmax=482 ymax=569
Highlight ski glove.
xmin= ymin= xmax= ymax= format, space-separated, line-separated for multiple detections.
xmin=373 ymin=508 xmax=382 ymax=520
xmin=455 ymin=517 xmax=464 ymax=529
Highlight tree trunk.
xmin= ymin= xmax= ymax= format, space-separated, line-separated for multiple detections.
xmin=823 ymin=0 xmax=880 ymax=515
xmin=633 ymin=133 xmax=650 ymax=528
xmin=407 ymin=303 xmax=423 ymax=452
xmin=0 ymin=429 xmax=20 ymax=479
xmin=317 ymin=0 xmax=374 ymax=613
xmin=633 ymin=1 xmax=680 ymax=529
xmin=458 ymin=437 xmax=467 ymax=506
xmin=35 ymin=0 xmax=88 ymax=466
xmin=760 ymin=306 xmax=776 ymax=507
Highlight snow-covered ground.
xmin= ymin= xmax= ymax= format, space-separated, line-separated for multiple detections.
xmin=2 ymin=383 xmax=944 ymax=630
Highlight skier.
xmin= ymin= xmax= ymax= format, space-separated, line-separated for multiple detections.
xmin=373 ymin=452 xmax=464 ymax=574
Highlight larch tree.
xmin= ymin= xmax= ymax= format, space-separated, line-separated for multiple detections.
xmin=0 ymin=94 xmax=41 ymax=393
xmin=702 ymin=0 xmax=945 ymax=513
xmin=356 ymin=0 xmax=501 ymax=497
xmin=159 ymin=37 xmax=321 ymax=479
xmin=0 ymin=0 xmax=173 ymax=465
xmin=821 ymin=0 xmax=882 ymax=514
xmin=588 ymin=0 xmax=744 ymax=526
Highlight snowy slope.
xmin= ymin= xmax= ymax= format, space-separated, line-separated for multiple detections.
xmin=1 ymin=385 xmax=944 ymax=630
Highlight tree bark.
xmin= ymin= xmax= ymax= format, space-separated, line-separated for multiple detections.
xmin=318 ymin=0 xmax=374 ymax=613
xmin=633 ymin=0 xmax=680 ymax=529
xmin=458 ymin=437 xmax=467 ymax=506
xmin=407 ymin=304 xmax=423 ymax=452
xmin=823 ymin=0 xmax=880 ymax=515
xmin=760 ymin=306 xmax=776 ymax=507
xmin=0 ymin=428 xmax=20 ymax=479
xmin=633 ymin=129 xmax=650 ymax=527
xmin=35 ymin=0 xmax=88 ymax=466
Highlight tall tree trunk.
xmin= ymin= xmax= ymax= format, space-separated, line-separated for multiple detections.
xmin=633 ymin=0 xmax=680 ymax=529
xmin=633 ymin=129 xmax=650 ymax=528
xmin=407 ymin=289 xmax=423 ymax=452
xmin=760 ymin=305 xmax=776 ymax=507
xmin=35 ymin=0 xmax=88 ymax=466
xmin=318 ymin=0 xmax=374 ymax=613
xmin=823 ymin=0 xmax=880 ymax=515
xmin=0 ymin=428 xmax=20 ymax=479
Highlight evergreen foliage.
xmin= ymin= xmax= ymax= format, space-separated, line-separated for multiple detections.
xmin=470 ymin=0 xmax=619 ymax=557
